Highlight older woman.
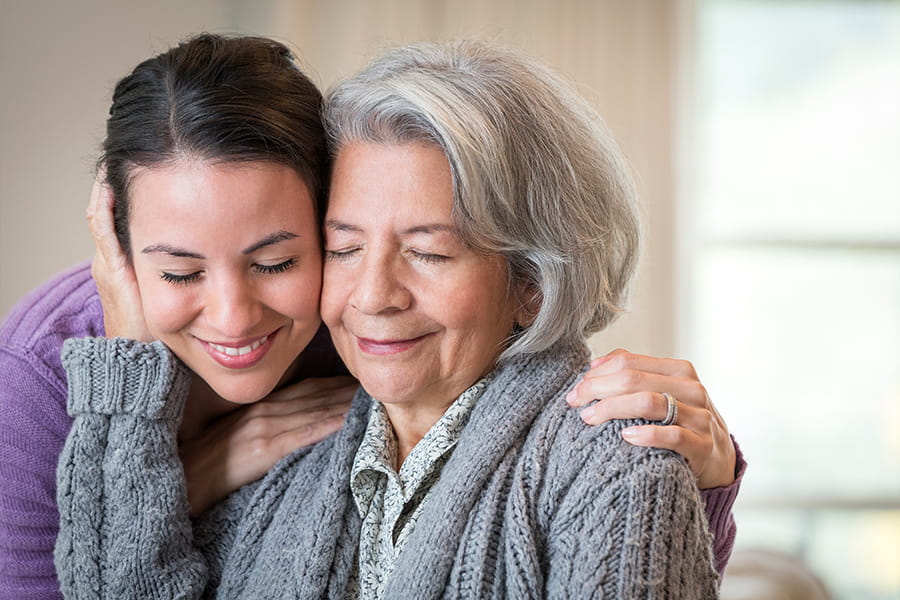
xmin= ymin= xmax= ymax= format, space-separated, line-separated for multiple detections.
xmin=56 ymin=41 xmax=727 ymax=598
xmin=313 ymin=40 xmax=717 ymax=597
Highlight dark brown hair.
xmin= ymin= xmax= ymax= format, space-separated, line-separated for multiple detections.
xmin=101 ymin=33 xmax=327 ymax=255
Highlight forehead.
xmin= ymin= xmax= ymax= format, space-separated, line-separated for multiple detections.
xmin=327 ymin=142 xmax=454 ymax=225
xmin=126 ymin=159 xmax=319 ymax=247
xmin=129 ymin=160 xmax=311 ymax=212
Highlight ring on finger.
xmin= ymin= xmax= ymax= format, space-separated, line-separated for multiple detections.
xmin=660 ymin=392 xmax=678 ymax=426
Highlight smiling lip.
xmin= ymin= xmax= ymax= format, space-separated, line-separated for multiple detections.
xmin=356 ymin=334 xmax=430 ymax=356
xmin=200 ymin=330 xmax=279 ymax=369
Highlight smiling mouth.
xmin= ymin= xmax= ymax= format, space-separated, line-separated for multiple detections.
xmin=355 ymin=334 xmax=430 ymax=355
xmin=207 ymin=335 xmax=268 ymax=356
xmin=200 ymin=330 xmax=279 ymax=369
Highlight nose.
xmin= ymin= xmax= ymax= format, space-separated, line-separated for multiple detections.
xmin=203 ymin=273 xmax=264 ymax=338
xmin=348 ymin=251 xmax=412 ymax=315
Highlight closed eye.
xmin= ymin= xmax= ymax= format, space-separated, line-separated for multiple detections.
xmin=161 ymin=271 xmax=202 ymax=285
xmin=253 ymin=259 xmax=296 ymax=274
xmin=325 ymin=248 xmax=360 ymax=261
xmin=409 ymin=250 xmax=450 ymax=264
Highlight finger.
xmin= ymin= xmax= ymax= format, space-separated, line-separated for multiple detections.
xmin=587 ymin=348 xmax=699 ymax=381
xmin=566 ymin=369 xmax=703 ymax=409
xmin=268 ymin=412 xmax=347 ymax=456
xmin=86 ymin=177 xmax=126 ymax=267
xmin=264 ymin=376 xmax=358 ymax=403
xmin=620 ymin=424 xmax=707 ymax=466
xmin=236 ymin=400 xmax=352 ymax=436
xmin=578 ymin=391 xmax=703 ymax=429
xmin=244 ymin=395 xmax=354 ymax=420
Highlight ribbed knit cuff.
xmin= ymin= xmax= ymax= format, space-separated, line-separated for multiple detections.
xmin=61 ymin=337 xmax=191 ymax=421
xmin=703 ymin=436 xmax=745 ymax=519
xmin=702 ymin=436 xmax=745 ymax=573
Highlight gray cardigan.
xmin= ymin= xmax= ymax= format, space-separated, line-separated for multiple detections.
xmin=55 ymin=337 xmax=718 ymax=599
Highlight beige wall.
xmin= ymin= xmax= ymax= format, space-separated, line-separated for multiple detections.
xmin=0 ymin=0 xmax=684 ymax=358
xmin=0 ymin=0 xmax=232 ymax=315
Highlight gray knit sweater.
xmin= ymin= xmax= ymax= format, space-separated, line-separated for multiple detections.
xmin=55 ymin=337 xmax=718 ymax=599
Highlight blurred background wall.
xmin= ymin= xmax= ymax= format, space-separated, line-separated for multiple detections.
xmin=0 ymin=0 xmax=680 ymax=359
xmin=1 ymin=1 xmax=898 ymax=598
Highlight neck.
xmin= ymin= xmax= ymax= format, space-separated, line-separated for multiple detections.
xmin=178 ymin=353 xmax=308 ymax=441
xmin=178 ymin=377 xmax=236 ymax=441
xmin=382 ymin=401 xmax=453 ymax=470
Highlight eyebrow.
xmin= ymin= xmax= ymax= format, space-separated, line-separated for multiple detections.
xmin=241 ymin=230 xmax=298 ymax=255
xmin=324 ymin=220 xmax=455 ymax=236
xmin=140 ymin=244 xmax=204 ymax=259
xmin=140 ymin=230 xmax=299 ymax=258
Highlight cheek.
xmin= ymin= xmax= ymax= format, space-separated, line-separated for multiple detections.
xmin=273 ymin=265 xmax=323 ymax=322
xmin=135 ymin=275 xmax=198 ymax=336
xmin=320 ymin=264 xmax=350 ymax=329
xmin=440 ymin=283 xmax=517 ymax=341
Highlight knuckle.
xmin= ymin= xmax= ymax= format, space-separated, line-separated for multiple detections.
xmin=667 ymin=426 xmax=687 ymax=446
xmin=638 ymin=392 xmax=659 ymax=416
xmin=242 ymin=417 xmax=274 ymax=440
xmin=608 ymin=349 xmax=634 ymax=369
xmin=695 ymin=383 xmax=712 ymax=409
xmin=618 ymin=368 xmax=643 ymax=389
xmin=676 ymin=358 xmax=699 ymax=380
xmin=244 ymin=436 xmax=273 ymax=460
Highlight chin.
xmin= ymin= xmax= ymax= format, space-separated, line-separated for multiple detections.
xmin=204 ymin=373 xmax=282 ymax=406
xmin=355 ymin=374 xmax=418 ymax=405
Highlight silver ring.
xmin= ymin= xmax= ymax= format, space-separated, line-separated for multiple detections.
xmin=661 ymin=392 xmax=678 ymax=426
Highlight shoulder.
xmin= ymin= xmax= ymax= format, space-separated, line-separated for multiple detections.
xmin=534 ymin=409 xmax=719 ymax=597
xmin=0 ymin=263 xmax=100 ymax=443
xmin=527 ymin=398 xmax=699 ymax=513
xmin=0 ymin=263 xmax=103 ymax=380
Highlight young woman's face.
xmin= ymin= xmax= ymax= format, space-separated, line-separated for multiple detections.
xmin=128 ymin=160 xmax=322 ymax=404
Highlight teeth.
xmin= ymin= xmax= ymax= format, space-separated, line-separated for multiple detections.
xmin=209 ymin=335 xmax=268 ymax=357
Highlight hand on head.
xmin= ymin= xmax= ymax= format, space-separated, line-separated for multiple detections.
xmin=566 ymin=348 xmax=737 ymax=489
xmin=87 ymin=172 xmax=154 ymax=342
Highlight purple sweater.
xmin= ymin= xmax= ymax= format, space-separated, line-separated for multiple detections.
xmin=0 ymin=263 xmax=743 ymax=599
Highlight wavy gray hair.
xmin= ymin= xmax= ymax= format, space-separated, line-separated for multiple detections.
xmin=323 ymin=40 xmax=640 ymax=360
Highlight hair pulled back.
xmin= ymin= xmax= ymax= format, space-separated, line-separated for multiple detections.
xmin=102 ymin=33 xmax=326 ymax=254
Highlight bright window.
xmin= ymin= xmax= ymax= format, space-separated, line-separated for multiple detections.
xmin=682 ymin=2 xmax=900 ymax=599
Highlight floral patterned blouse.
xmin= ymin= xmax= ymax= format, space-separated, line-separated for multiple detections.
xmin=347 ymin=376 xmax=491 ymax=599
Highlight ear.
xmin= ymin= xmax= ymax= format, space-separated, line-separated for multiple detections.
xmin=513 ymin=282 xmax=541 ymax=329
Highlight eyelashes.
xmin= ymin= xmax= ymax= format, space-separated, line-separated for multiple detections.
xmin=159 ymin=259 xmax=297 ymax=286
xmin=254 ymin=259 xmax=296 ymax=274
xmin=160 ymin=271 xmax=202 ymax=285
xmin=325 ymin=248 xmax=450 ymax=264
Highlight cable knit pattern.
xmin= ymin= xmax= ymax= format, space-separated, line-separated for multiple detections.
xmin=0 ymin=262 xmax=339 ymax=600
xmin=55 ymin=338 xmax=204 ymax=599
xmin=55 ymin=337 xmax=719 ymax=599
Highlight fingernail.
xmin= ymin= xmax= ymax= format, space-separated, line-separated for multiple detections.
xmin=579 ymin=405 xmax=594 ymax=421
xmin=565 ymin=389 xmax=577 ymax=405
xmin=621 ymin=427 xmax=638 ymax=439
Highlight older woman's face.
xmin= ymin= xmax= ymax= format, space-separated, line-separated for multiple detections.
xmin=322 ymin=142 xmax=520 ymax=415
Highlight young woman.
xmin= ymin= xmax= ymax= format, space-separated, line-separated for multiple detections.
xmin=0 ymin=34 xmax=742 ymax=600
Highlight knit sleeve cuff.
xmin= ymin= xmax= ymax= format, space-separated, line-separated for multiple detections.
xmin=61 ymin=337 xmax=191 ymax=420
xmin=701 ymin=435 xmax=745 ymax=573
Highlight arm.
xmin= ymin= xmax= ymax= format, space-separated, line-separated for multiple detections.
xmin=0 ymin=349 xmax=67 ymax=600
xmin=566 ymin=348 xmax=743 ymax=571
xmin=545 ymin=432 xmax=719 ymax=598
xmin=54 ymin=337 xmax=211 ymax=599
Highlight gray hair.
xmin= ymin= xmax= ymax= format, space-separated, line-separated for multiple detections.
xmin=323 ymin=40 xmax=640 ymax=360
